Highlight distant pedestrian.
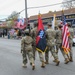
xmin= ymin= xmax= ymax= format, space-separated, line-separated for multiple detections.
xmin=7 ymin=31 xmax=10 ymax=39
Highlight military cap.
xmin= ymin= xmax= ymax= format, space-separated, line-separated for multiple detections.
xmin=25 ymin=29 xmax=29 ymax=33
xmin=47 ymin=22 xmax=52 ymax=26
xmin=67 ymin=22 xmax=71 ymax=27
xmin=34 ymin=21 xmax=38 ymax=27
xmin=58 ymin=24 xmax=63 ymax=28
xmin=34 ymin=21 xmax=38 ymax=25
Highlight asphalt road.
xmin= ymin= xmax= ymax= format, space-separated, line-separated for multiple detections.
xmin=0 ymin=38 xmax=75 ymax=75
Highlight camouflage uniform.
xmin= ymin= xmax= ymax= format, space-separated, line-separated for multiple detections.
xmin=68 ymin=27 xmax=74 ymax=62
xmin=21 ymin=29 xmax=35 ymax=70
xmin=31 ymin=24 xmax=45 ymax=68
xmin=31 ymin=27 xmax=37 ymax=60
xmin=55 ymin=25 xmax=69 ymax=64
xmin=45 ymin=24 xmax=60 ymax=66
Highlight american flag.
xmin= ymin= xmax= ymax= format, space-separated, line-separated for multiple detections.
xmin=61 ymin=10 xmax=70 ymax=54
xmin=17 ymin=18 xmax=24 ymax=28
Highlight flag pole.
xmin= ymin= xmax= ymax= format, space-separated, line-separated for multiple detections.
xmin=52 ymin=14 xmax=56 ymax=30
xmin=25 ymin=0 xmax=28 ymax=29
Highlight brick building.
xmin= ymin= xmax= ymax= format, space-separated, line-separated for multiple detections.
xmin=29 ymin=8 xmax=75 ymax=28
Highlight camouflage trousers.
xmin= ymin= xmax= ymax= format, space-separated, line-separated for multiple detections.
xmin=22 ymin=50 xmax=34 ymax=65
xmin=69 ymin=43 xmax=73 ymax=58
xmin=45 ymin=45 xmax=58 ymax=61
xmin=32 ymin=46 xmax=36 ymax=60
xmin=56 ymin=43 xmax=68 ymax=59
xmin=32 ymin=46 xmax=44 ymax=62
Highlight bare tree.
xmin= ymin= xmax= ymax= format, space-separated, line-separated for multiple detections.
xmin=62 ymin=0 xmax=75 ymax=9
xmin=6 ymin=11 xmax=20 ymax=28
xmin=7 ymin=11 xmax=19 ymax=21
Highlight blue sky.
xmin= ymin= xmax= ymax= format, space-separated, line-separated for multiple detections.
xmin=0 ymin=0 xmax=63 ymax=20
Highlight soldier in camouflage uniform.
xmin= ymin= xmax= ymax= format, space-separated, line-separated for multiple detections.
xmin=67 ymin=23 xmax=74 ymax=62
xmin=45 ymin=22 xmax=60 ymax=66
xmin=31 ymin=22 xmax=45 ymax=68
xmin=31 ymin=22 xmax=37 ymax=60
xmin=21 ymin=29 xmax=35 ymax=70
xmin=55 ymin=24 xmax=69 ymax=64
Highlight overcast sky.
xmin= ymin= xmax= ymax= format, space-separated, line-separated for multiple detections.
xmin=0 ymin=0 xmax=63 ymax=20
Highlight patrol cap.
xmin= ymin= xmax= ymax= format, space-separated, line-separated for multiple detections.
xmin=47 ymin=22 xmax=52 ymax=26
xmin=34 ymin=21 xmax=38 ymax=27
xmin=58 ymin=24 xmax=63 ymax=28
xmin=25 ymin=29 xmax=29 ymax=33
xmin=67 ymin=22 xmax=71 ymax=27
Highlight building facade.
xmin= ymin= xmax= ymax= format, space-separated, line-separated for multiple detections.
xmin=29 ymin=8 xmax=75 ymax=28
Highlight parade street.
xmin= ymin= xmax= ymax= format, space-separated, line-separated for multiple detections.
xmin=0 ymin=38 xmax=75 ymax=75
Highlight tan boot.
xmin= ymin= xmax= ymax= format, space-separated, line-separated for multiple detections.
xmin=55 ymin=59 xmax=60 ymax=66
xmin=64 ymin=58 xmax=69 ymax=64
xmin=69 ymin=57 xmax=73 ymax=62
xmin=53 ymin=59 xmax=56 ymax=62
xmin=32 ymin=64 xmax=35 ymax=70
xmin=41 ymin=61 xmax=45 ymax=68
xmin=22 ymin=64 xmax=27 ymax=68
xmin=45 ymin=60 xmax=49 ymax=64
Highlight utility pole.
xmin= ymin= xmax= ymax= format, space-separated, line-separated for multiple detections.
xmin=25 ymin=0 xmax=28 ymax=28
xmin=25 ymin=0 xmax=30 ymax=35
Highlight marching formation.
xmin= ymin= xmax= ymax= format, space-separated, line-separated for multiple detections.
xmin=20 ymin=21 xmax=74 ymax=70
